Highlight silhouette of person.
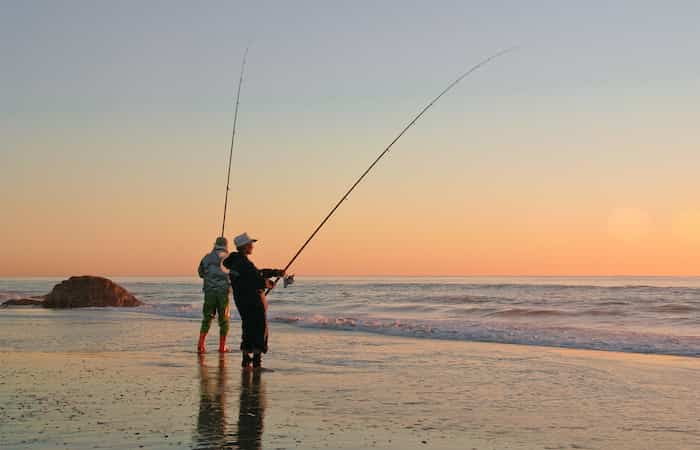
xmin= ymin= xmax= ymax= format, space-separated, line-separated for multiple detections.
xmin=195 ymin=354 xmax=266 ymax=450
xmin=195 ymin=354 xmax=228 ymax=449
xmin=236 ymin=369 xmax=266 ymax=450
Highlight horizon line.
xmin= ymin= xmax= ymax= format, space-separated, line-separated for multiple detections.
xmin=2 ymin=274 xmax=699 ymax=279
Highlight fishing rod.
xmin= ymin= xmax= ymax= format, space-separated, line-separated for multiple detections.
xmin=267 ymin=47 xmax=516 ymax=293
xmin=221 ymin=47 xmax=249 ymax=238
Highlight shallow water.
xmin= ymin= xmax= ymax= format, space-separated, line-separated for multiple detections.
xmin=1 ymin=276 xmax=699 ymax=356
xmin=1 ymin=311 xmax=699 ymax=450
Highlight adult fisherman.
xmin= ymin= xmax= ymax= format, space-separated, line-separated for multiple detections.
xmin=223 ymin=233 xmax=284 ymax=369
xmin=197 ymin=236 xmax=232 ymax=353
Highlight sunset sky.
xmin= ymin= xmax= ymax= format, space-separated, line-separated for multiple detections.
xmin=2 ymin=1 xmax=699 ymax=277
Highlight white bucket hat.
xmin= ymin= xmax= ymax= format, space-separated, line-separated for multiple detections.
xmin=234 ymin=232 xmax=257 ymax=248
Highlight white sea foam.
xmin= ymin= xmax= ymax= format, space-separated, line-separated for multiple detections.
xmin=266 ymin=313 xmax=700 ymax=357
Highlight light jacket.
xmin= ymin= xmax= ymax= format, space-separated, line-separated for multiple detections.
xmin=198 ymin=245 xmax=230 ymax=294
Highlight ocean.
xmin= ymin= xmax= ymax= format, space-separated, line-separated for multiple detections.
xmin=1 ymin=276 xmax=698 ymax=357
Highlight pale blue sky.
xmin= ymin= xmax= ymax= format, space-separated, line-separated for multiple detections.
xmin=3 ymin=1 xmax=699 ymax=115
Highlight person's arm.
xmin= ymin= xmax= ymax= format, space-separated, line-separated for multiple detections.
xmin=260 ymin=268 xmax=285 ymax=279
xmin=222 ymin=254 xmax=234 ymax=270
xmin=212 ymin=252 xmax=229 ymax=283
xmin=197 ymin=257 xmax=206 ymax=279
xmin=240 ymin=259 xmax=267 ymax=290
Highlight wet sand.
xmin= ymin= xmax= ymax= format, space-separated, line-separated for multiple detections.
xmin=1 ymin=309 xmax=699 ymax=449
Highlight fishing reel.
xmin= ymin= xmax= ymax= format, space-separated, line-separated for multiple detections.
xmin=283 ymin=274 xmax=295 ymax=288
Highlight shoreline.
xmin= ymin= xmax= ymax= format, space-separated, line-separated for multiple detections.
xmin=2 ymin=306 xmax=698 ymax=360
xmin=1 ymin=309 xmax=699 ymax=449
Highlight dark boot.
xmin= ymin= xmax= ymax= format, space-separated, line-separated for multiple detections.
xmin=241 ymin=352 xmax=252 ymax=368
xmin=252 ymin=352 xmax=262 ymax=368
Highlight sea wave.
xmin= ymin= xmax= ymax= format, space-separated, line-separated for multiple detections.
xmin=268 ymin=314 xmax=700 ymax=357
xmin=484 ymin=307 xmax=628 ymax=318
xmin=0 ymin=292 xmax=22 ymax=301
xmin=2 ymin=276 xmax=699 ymax=357
xmin=646 ymin=304 xmax=699 ymax=313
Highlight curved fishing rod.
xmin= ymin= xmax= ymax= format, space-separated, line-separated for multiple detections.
xmin=267 ymin=47 xmax=516 ymax=293
xmin=221 ymin=47 xmax=249 ymax=237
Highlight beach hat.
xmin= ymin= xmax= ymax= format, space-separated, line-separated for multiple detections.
xmin=234 ymin=232 xmax=257 ymax=248
xmin=214 ymin=236 xmax=228 ymax=249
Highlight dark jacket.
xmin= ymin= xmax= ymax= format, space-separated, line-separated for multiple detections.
xmin=222 ymin=252 xmax=282 ymax=303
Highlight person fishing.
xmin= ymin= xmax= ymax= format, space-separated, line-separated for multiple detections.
xmin=223 ymin=232 xmax=284 ymax=369
xmin=197 ymin=237 xmax=232 ymax=354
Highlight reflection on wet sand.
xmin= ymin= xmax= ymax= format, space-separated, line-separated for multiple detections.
xmin=195 ymin=354 xmax=266 ymax=450
xmin=237 ymin=367 xmax=266 ymax=450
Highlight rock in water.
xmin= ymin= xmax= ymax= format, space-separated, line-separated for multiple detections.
xmin=43 ymin=276 xmax=142 ymax=308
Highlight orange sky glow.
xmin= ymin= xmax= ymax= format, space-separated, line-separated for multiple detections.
xmin=2 ymin=3 xmax=699 ymax=277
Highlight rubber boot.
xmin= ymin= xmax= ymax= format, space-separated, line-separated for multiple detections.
xmin=197 ymin=333 xmax=207 ymax=354
xmin=252 ymin=352 xmax=262 ymax=369
xmin=218 ymin=335 xmax=229 ymax=353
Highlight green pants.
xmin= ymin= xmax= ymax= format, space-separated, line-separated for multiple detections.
xmin=200 ymin=291 xmax=231 ymax=336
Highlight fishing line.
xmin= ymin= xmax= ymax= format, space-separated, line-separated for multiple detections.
xmin=221 ymin=47 xmax=249 ymax=237
xmin=268 ymin=47 xmax=517 ymax=293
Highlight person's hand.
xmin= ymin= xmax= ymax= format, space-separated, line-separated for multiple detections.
xmin=265 ymin=279 xmax=275 ymax=289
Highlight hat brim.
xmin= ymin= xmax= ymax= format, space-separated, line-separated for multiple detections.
xmin=236 ymin=239 xmax=258 ymax=247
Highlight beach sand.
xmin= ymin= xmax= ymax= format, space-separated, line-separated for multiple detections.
xmin=1 ymin=309 xmax=698 ymax=449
